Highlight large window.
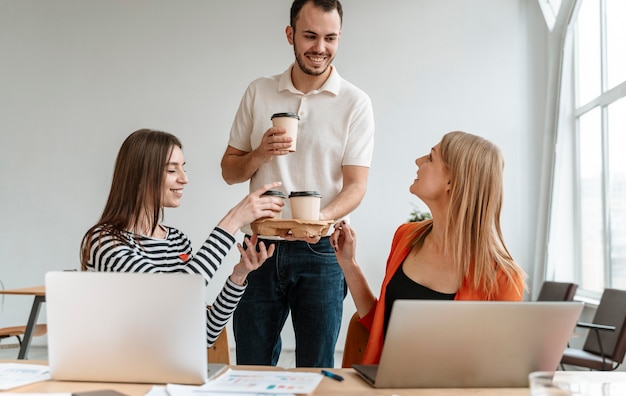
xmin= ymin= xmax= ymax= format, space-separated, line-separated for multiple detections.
xmin=538 ymin=0 xmax=563 ymax=30
xmin=569 ymin=0 xmax=626 ymax=293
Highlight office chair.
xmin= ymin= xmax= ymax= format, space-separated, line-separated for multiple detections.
xmin=207 ymin=328 xmax=230 ymax=364
xmin=0 ymin=324 xmax=47 ymax=347
xmin=205 ymin=306 xmax=231 ymax=364
xmin=341 ymin=312 xmax=370 ymax=368
xmin=560 ymin=288 xmax=626 ymax=371
xmin=536 ymin=281 xmax=578 ymax=301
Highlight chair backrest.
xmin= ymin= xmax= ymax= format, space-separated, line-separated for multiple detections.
xmin=0 ymin=324 xmax=47 ymax=346
xmin=341 ymin=312 xmax=370 ymax=368
xmin=206 ymin=306 xmax=230 ymax=365
xmin=583 ymin=288 xmax=626 ymax=363
xmin=207 ymin=328 xmax=230 ymax=364
xmin=536 ymin=281 xmax=578 ymax=301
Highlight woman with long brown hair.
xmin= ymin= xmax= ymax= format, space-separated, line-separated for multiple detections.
xmin=80 ymin=128 xmax=284 ymax=346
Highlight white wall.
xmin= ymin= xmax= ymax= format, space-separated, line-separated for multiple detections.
xmin=0 ymin=0 xmax=549 ymax=353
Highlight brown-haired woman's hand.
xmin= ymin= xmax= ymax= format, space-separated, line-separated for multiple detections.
xmin=229 ymin=234 xmax=275 ymax=285
xmin=217 ymin=181 xmax=284 ymax=235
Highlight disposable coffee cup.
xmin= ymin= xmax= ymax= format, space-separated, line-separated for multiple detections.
xmin=289 ymin=191 xmax=322 ymax=221
xmin=271 ymin=112 xmax=300 ymax=152
xmin=261 ymin=190 xmax=287 ymax=219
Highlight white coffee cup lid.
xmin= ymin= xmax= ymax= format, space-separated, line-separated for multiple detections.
xmin=262 ymin=190 xmax=287 ymax=198
xmin=271 ymin=112 xmax=300 ymax=120
xmin=289 ymin=191 xmax=321 ymax=198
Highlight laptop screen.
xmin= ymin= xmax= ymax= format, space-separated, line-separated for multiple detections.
xmin=45 ymin=271 xmax=208 ymax=385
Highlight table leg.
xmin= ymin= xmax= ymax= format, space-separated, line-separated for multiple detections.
xmin=17 ymin=295 xmax=46 ymax=359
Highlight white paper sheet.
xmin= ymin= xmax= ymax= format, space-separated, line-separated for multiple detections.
xmin=0 ymin=363 xmax=52 ymax=390
xmin=166 ymin=369 xmax=322 ymax=395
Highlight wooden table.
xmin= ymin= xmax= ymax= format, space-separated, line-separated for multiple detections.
xmin=0 ymin=286 xmax=45 ymax=359
xmin=7 ymin=361 xmax=626 ymax=395
xmin=1 ymin=361 xmax=530 ymax=396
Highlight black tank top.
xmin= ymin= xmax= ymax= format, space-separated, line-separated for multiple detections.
xmin=383 ymin=264 xmax=456 ymax=337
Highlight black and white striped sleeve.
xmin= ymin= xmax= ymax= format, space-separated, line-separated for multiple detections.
xmin=205 ymin=277 xmax=247 ymax=347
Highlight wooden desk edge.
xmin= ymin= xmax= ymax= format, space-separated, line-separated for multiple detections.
xmin=1 ymin=361 xmax=530 ymax=396
xmin=0 ymin=285 xmax=45 ymax=296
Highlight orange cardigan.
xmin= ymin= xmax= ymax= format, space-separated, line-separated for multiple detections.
xmin=358 ymin=222 xmax=525 ymax=364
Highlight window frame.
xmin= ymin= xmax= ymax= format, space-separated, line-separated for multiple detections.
xmin=567 ymin=0 xmax=626 ymax=298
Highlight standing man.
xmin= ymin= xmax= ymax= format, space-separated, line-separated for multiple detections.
xmin=221 ymin=0 xmax=375 ymax=368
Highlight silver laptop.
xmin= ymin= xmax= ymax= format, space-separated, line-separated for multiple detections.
xmin=45 ymin=271 xmax=213 ymax=385
xmin=353 ymin=300 xmax=583 ymax=388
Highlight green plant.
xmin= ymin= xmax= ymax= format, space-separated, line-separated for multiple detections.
xmin=408 ymin=205 xmax=432 ymax=222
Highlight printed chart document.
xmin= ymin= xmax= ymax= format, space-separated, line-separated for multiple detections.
xmin=166 ymin=369 xmax=323 ymax=395
xmin=0 ymin=363 xmax=51 ymax=390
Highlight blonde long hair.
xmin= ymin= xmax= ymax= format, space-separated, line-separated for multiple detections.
xmin=412 ymin=131 xmax=525 ymax=298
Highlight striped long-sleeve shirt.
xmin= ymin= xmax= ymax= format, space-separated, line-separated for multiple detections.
xmin=85 ymin=225 xmax=244 ymax=347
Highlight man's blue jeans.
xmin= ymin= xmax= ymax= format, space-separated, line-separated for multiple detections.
xmin=233 ymin=236 xmax=347 ymax=367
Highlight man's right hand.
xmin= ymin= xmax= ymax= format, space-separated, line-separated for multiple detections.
xmin=220 ymin=128 xmax=292 ymax=185
xmin=254 ymin=127 xmax=293 ymax=161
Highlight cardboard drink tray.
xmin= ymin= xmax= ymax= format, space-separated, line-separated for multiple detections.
xmin=251 ymin=219 xmax=334 ymax=238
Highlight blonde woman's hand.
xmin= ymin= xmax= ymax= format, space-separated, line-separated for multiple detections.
xmin=330 ymin=220 xmax=357 ymax=267
xmin=330 ymin=221 xmax=376 ymax=317
xmin=229 ymin=234 xmax=275 ymax=285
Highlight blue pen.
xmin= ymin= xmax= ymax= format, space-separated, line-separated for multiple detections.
xmin=321 ymin=369 xmax=344 ymax=382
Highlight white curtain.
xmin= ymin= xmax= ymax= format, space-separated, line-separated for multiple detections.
xmin=532 ymin=0 xmax=578 ymax=299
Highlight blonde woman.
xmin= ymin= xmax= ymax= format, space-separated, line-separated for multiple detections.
xmin=331 ymin=131 xmax=526 ymax=364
